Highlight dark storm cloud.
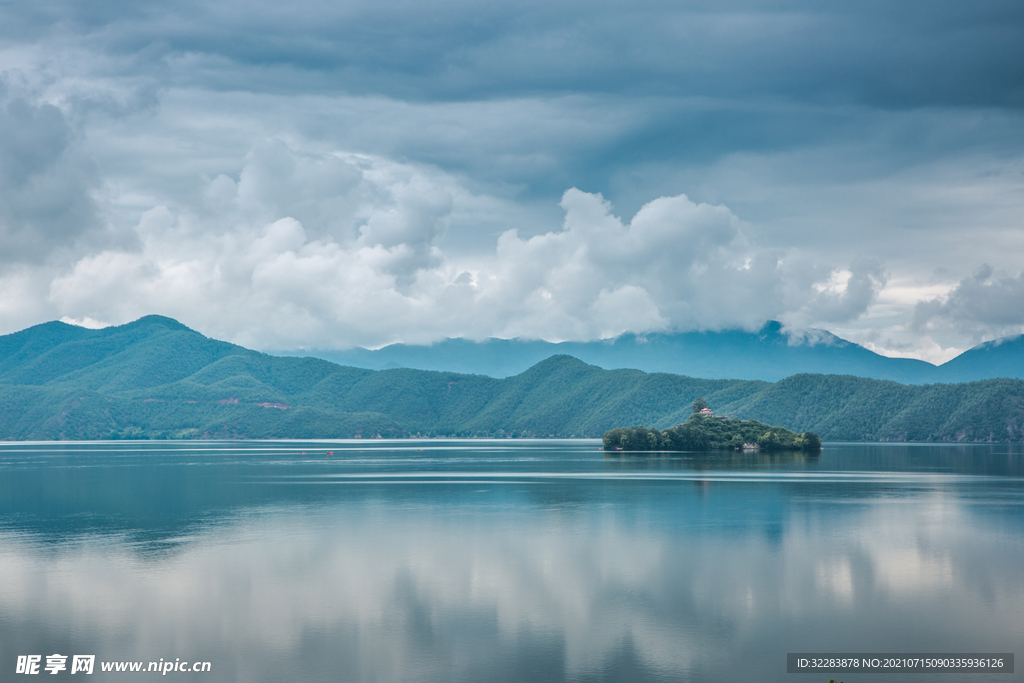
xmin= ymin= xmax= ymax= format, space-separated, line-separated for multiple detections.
xmin=0 ymin=96 xmax=107 ymax=263
xmin=7 ymin=0 xmax=1020 ymax=210
xmin=5 ymin=0 xmax=1022 ymax=107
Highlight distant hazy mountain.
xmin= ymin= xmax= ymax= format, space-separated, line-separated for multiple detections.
xmin=278 ymin=322 xmax=1023 ymax=384
xmin=2 ymin=315 xmax=1022 ymax=442
xmin=932 ymin=334 xmax=1024 ymax=383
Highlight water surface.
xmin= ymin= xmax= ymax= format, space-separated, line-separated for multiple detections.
xmin=1 ymin=440 xmax=1022 ymax=682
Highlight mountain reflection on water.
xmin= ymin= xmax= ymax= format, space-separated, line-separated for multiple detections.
xmin=0 ymin=440 xmax=1022 ymax=682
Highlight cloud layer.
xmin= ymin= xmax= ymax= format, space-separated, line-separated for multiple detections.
xmin=1 ymin=0 xmax=1023 ymax=358
xmin=0 ymin=98 xmax=106 ymax=263
xmin=914 ymin=266 xmax=1024 ymax=344
xmin=33 ymin=141 xmax=889 ymax=349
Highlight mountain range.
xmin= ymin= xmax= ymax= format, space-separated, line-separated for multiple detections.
xmin=279 ymin=322 xmax=1024 ymax=384
xmin=0 ymin=315 xmax=1022 ymax=442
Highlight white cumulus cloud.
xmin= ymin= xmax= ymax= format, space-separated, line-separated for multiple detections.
xmin=39 ymin=141 xmax=887 ymax=350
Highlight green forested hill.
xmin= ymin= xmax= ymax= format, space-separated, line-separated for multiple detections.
xmin=0 ymin=316 xmax=1022 ymax=442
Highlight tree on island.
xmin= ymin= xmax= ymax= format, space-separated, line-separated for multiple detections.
xmin=602 ymin=413 xmax=822 ymax=452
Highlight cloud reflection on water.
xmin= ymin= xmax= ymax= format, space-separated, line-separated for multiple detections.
xmin=1 ymin=474 xmax=1022 ymax=683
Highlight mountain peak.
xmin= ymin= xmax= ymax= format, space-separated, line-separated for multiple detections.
xmin=118 ymin=315 xmax=195 ymax=333
xmin=535 ymin=354 xmax=596 ymax=368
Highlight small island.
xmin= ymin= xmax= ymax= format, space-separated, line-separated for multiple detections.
xmin=603 ymin=398 xmax=822 ymax=452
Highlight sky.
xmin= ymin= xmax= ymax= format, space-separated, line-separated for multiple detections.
xmin=1 ymin=0 xmax=1022 ymax=363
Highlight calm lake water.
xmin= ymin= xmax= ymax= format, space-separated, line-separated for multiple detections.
xmin=1 ymin=440 xmax=1022 ymax=682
